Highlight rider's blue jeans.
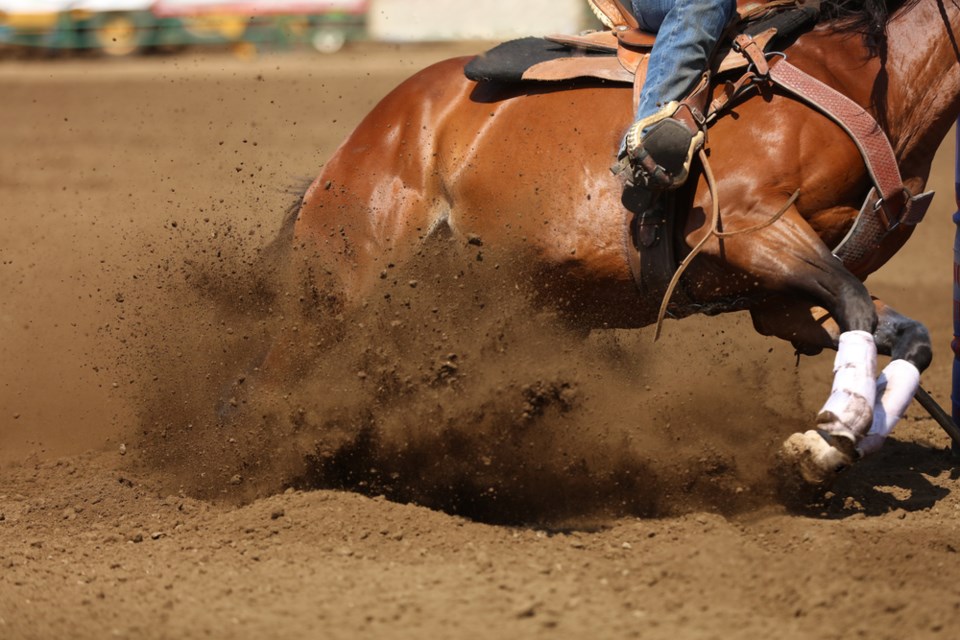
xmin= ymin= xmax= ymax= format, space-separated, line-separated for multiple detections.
xmin=630 ymin=0 xmax=737 ymax=122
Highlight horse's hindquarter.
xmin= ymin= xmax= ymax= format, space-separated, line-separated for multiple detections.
xmin=297 ymin=55 xmax=655 ymax=321
xmin=438 ymin=77 xmax=653 ymax=316
xmin=294 ymin=58 xmax=481 ymax=298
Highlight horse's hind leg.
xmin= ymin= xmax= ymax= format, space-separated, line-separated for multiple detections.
xmin=750 ymin=296 xmax=930 ymax=477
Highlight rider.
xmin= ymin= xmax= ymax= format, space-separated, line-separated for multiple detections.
xmin=618 ymin=0 xmax=738 ymax=189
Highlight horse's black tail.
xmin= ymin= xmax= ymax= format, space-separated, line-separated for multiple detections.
xmin=261 ymin=177 xmax=312 ymax=262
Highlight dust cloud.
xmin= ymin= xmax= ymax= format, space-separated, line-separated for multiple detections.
xmin=123 ymin=203 xmax=811 ymax=525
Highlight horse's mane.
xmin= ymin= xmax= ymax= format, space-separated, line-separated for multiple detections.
xmin=818 ymin=0 xmax=918 ymax=52
xmin=815 ymin=0 xmax=922 ymax=128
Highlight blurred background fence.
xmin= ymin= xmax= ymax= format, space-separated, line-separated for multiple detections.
xmin=0 ymin=0 xmax=595 ymax=57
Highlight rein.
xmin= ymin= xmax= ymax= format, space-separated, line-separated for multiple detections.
xmin=652 ymin=151 xmax=799 ymax=340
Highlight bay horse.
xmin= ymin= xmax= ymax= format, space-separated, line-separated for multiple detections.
xmin=285 ymin=0 xmax=960 ymax=486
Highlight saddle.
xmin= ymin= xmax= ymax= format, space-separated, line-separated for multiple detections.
xmin=464 ymin=0 xmax=934 ymax=315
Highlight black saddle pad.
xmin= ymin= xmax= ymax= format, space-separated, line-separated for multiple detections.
xmin=464 ymin=37 xmax=614 ymax=83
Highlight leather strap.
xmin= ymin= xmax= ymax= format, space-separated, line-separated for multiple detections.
xmin=632 ymin=55 xmax=650 ymax=112
xmin=616 ymin=28 xmax=656 ymax=49
xmin=762 ymin=58 xmax=933 ymax=274
xmin=716 ymin=28 xmax=777 ymax=74
xmin=545 ymin=30 xmax=620 ymax=52
xmin=732 ymin=33 xmax=769 ymax=75
xmin=617 ymin=42 xmax=649 ymax=76
xmin=832 ymin=188 xmax=935 ymax=273
xmin=522 ymin=56 xmax=634 ymax=83
xmin=675 ymin=73 xmax=711 ymax=132
xmin=709 ymin=71 xmax=757 ymax=119
xmin=612 ymin=0 xmax=640 ymax=29
xmin=622 ymin=189 xmax=688 ymax=308
xmin=768 ymin=59 xmax=904 ymax=209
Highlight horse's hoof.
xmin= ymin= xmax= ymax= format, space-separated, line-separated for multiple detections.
xmin=780 ymin=430 xmax=855 ymax=486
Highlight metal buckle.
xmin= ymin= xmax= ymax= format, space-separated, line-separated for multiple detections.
xmin=872 ymin=186 xmax=913 ymax=231
xmin=751 ymin=51 xmax=786 ymax=77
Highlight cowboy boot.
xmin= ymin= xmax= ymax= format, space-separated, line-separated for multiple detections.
xmin=623 ymin=101 xmax=704 ymax=190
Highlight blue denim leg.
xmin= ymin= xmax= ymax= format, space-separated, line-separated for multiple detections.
xmin=630 ymin=0 xmax=736 ymax=122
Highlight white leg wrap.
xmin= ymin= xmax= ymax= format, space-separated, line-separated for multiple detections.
xmin=817 ymin=330 xmax=877 ymax=442
xmin=857 ymin=359 xmax=920 ymax=457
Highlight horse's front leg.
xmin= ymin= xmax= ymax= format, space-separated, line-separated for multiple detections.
xmin=751 ymin=297 xmax=929 ymax=466
xmin=706 ymin=206 xmax=885 ymax=482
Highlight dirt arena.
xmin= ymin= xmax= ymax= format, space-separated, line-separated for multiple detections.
xmin=2 ymin=44 xmax=960 ymax=639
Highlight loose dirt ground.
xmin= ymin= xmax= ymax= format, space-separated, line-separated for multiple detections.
xmin=1 ymin=44 xmax=959 ymax=639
